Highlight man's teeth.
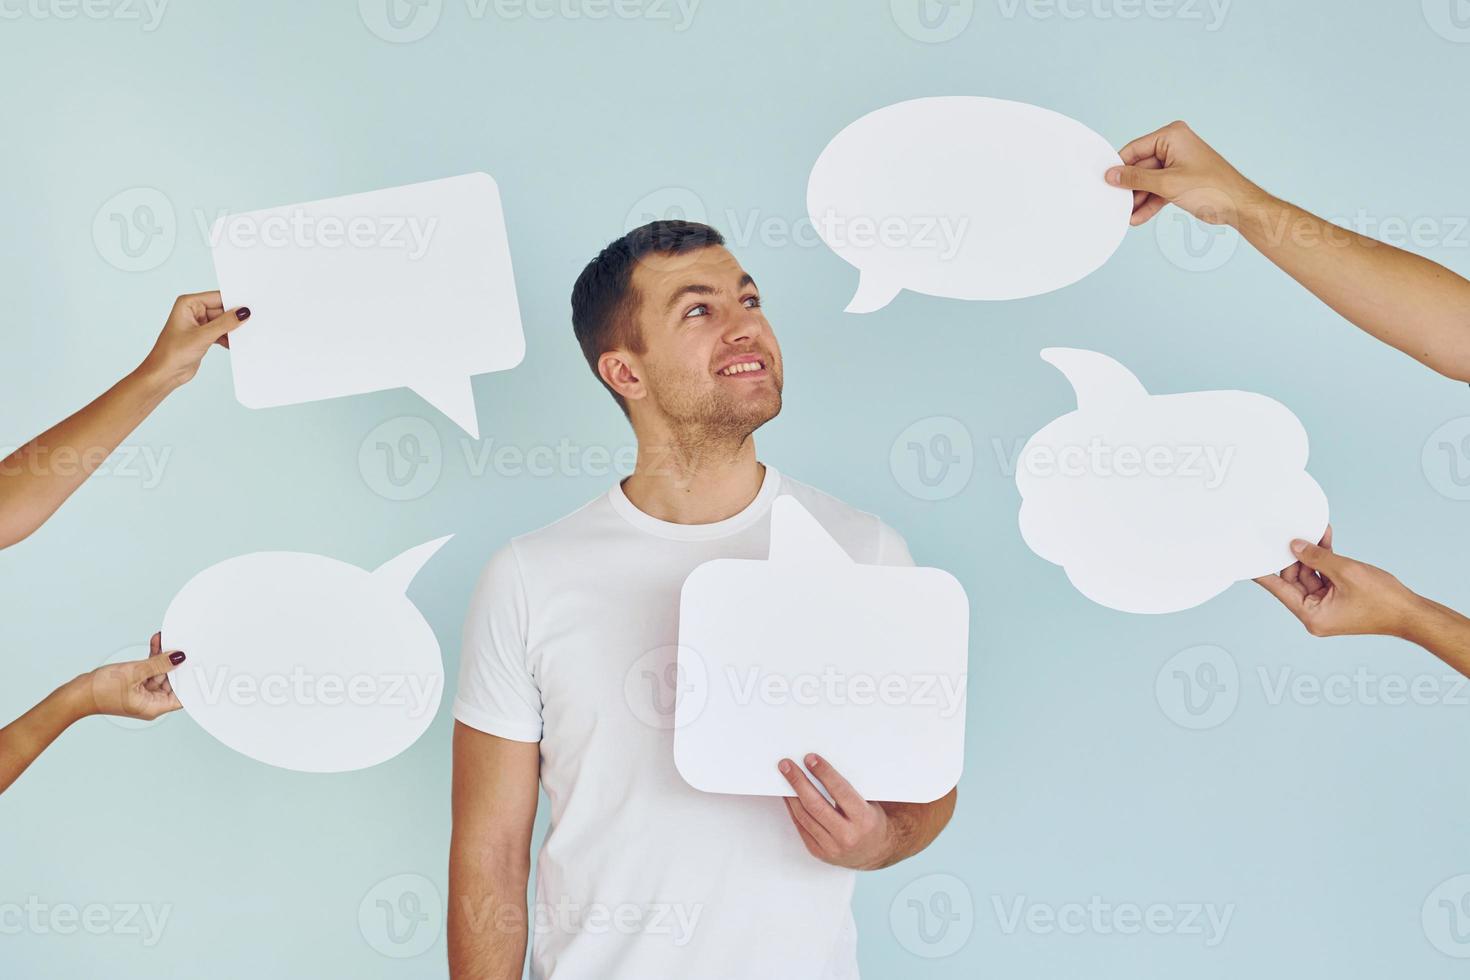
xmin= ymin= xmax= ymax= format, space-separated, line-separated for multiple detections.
xmin=718 ymin=362 xmax=763 ymax=376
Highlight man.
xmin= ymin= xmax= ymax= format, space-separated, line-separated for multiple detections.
xmin=1106 ymin=121 xmax=1470 ymax=678
xmin=449 ymin=221 xmax=957 ymax=979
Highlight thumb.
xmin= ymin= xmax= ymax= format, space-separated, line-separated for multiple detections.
xmin=129 ymin=649 xmax=186 ymax=683
xmin=1105 ymin=165 xmax=1165 ymax=194
xmin=1290 ymin=539 xmax=1346 ymax=577
xmin=202 ymin=306 xmax=251 ymax=346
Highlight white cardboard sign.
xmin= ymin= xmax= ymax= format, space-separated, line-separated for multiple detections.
xmin=161 ymin=536 xmax=450 ymax=773
xmin=1017 ymin=348 xmax=1330 ymax=614
xmin=807 ymin=96 xmax=1132 ymax=312
xmin=674 ymin=497 xmax=969 ymax=803
xmin=210 ymin=172 xmax=524 ymax=438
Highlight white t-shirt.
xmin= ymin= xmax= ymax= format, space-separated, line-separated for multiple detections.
xmin=454 ymin=464 xmax=914 ymax=980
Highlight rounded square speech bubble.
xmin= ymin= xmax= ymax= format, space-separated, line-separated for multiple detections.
xmin=211 ymin=172 xmax=525 ymax=438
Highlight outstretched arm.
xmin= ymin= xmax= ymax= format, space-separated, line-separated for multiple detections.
xmin=0 ymin=634 xmax=184 ymax=795
xmin=1106 ymin=121 xmax=1470 ymax=381
xmin=1256 ymin=529 xmax=1470 ymax=679
xmin=0 ymin=292 xmax=249 ymax=550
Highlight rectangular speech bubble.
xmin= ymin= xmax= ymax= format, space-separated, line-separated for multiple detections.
xmin=675 ymin=496 xmax=970 ymax=804
xmin=210 ymin=172 xmax=524 ymax=438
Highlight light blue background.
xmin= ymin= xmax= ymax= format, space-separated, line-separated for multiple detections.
xmin=3 ymin=0 xmax=1470 ymax=976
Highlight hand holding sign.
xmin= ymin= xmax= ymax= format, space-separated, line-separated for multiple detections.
xmin=675 ymin=497 xmax=969 ymax=804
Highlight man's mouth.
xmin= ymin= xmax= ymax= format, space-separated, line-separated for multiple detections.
xmin=716 ymin=357 xmax=768 ymax=378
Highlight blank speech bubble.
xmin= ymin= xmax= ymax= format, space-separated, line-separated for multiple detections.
xmin=1017 ymin=349 xmax=1330 ymax=615
xmin=807 ymin=97 xmax=1132 ymax=313
xmin=210 ymin=173 xmax=524 ymax=438
xmin=161 ymin=536 xmax=451 ymax=773
xmin=675 ymin=497 xmax=969 ymax=804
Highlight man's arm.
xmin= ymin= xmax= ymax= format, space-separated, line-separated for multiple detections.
xmin=778 ymin=753 xmax=957 ymax=871
xmin=1256 ymin=529 xmax=1470 ymax=679
xmin=1106 ymin=121 xmax=1470 ymax=382
xmin=449 ymin=722 xmax=540 ymax=980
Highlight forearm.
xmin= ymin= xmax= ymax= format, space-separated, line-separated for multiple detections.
xmin=872 ymin=787 xmax=957 ymax=870
xmin=0 ymin=677 xmax=91 ymax=794
xmin=448 ymin=849 xmax=530 ymax=980
xmin=1237 ymin=194 xmax=1470 ymax=381
xmin=1398 ymin=594 xmax=1470 ymax=680
xmin=0 ymin=365 xmax=176 ymax=549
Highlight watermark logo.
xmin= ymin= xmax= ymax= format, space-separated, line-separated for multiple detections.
xmin=0 ymin=0 xmax=169 ymax=29
xmin=191 ymin=665 xmax=441 ymax=719
xmin=726 ymin=666 xmax=967 ymax=718
xmin=1423 ymin=874 xmax=1470 ymax=958
xmin=359 ymin=0 xmax=443 ymax=42
xmin=1155 ymin=209 xmax=1239 ymax=273
xmin=890 ymin=0 xmax=975 ymax=43
xmin=891 ymin=416 xmax=975 ymax=501
xmin=994 ymin=0 xmax=1231 ymax=31
xmin=93 ymin=187 xmax=175 ymax=272
xmin=0 ymin=442 xmax=171 ymax=489
xmin=359 ymin=416 xmax=443 ymax=501
xmin=1422 ymin=417 xmax=1470 ymax=501
xmin=0 ymin=898 xmax=172 ymax=947
xmin=1423 ymin=0 xmax=1470 ymax=42
xmin=624 ymin=186 xmax=710 ymax=232
xmin=359 ymin=873 xmax=442 ymax=958
xmin=993 ymin=895 xmax=1234 ymax=946
xmin=532 ymin=897 xmax=702 ymax=946
xmin=890 ymin=873 xmax=974 ymax=958
xmin=623 ymin=645 xmax=707 ymax=729
xmin=1155 ymin=644 xmax=1239 ymax=730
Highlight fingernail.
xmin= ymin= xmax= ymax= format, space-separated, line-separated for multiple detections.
xmin=778 ymin=760 xmax=792 ymax=774
xmin=1104 ymin=167 xmax=1122 ymax=185
xmin=235 ymin=307 xmax=251 ymax=321
xmin=169 ymin=651 xmax=186 ymax=665
xmin=806 ymin=753 xmax=820 ymax=768
xmin=1290 ymin=540 xmax=1307 ymax=554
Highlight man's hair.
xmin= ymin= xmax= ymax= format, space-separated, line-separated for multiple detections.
xmin=571 ymin=220 xmax=726 ymax=416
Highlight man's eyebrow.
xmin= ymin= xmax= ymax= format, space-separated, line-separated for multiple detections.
xmin=663 ymin=274 xmax=758 ymax=313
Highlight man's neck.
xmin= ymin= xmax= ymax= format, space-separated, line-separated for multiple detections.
xmin=621 ymin=429 xmax=765 ymax=525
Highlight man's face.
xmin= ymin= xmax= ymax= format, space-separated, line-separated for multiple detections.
xmin=621 ymin=245 xmax=783 ymax=437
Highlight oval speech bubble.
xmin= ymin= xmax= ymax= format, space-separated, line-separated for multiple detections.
xmin=807 ymin=97 xmax=1132 ymax=312
xmin=161 ymin=536 xmax=451 ymax=772
xmin=1016 ymin=349 xmax=1329 ymax=614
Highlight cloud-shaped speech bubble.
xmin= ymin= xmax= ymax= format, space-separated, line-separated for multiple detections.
xmin=161 ymin=536 xmax=451 ymax=772
xmin=807 ymin=96 xmax=1132 ymax=313
xmin=1017 ymin=349 xmax=1330 ymax=614
xmin=211 ymin=172 xmax=524 ymax=438
xmin=675 ymin=497 xmax=969 ymax=803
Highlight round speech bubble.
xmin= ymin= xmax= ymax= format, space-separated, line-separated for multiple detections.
xmin=161 ymin=536 xmax=450 ymax=772
xmin=807 ymin=96 xmax=1132 ymax=312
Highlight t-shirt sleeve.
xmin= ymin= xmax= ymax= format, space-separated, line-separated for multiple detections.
xmin=874 ymin=520 xmax=917 ymax=569
xmin=452 ymin=542 xmax=544 ymax=742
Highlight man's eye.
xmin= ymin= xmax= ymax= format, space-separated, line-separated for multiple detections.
xmin=743 ymin=295 xmax=762 ymax=309
xmin=684 ymin=304 xmax=708 ymax=318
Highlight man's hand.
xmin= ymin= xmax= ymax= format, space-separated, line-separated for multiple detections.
xmin=1104 ymin=120 xmax=1263 ymax=228
xmin=1254 ymin=527 xmax=1420 ymax=638
xmin=778 ymin=754 xmax=893 ymax=870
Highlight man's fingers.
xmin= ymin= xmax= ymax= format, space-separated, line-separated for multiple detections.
xmin=1320 ymin=525 xmax=1334 ymax=552
xmin=783 ymin=798 xmax=836 ymax=855
xmin=1291 ymin=539 xmax=1346 ymax=577
xmin=1117 ymin=125 xmax=1173 ymax=165
xmin=779 ymin=759 xmax=842 ymax=833
xmin=803 ymin=754 xmax=866 ymax=816
xmin=1106 ymin=164 xmax=1167 ymax=195
xmin=1254 ymin=574 xmax=1308 ymax=623
xmin=1129 ymin=195 xmax=1169 ymax=226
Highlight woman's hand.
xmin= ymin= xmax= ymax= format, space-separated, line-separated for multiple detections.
xmin=77 ymin=633 xmax=186 ymax=721
xmin=137 ymin=291 xmax=250 ymax=392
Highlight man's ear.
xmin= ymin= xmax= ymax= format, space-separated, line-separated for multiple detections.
xmin=598 ymin=350 xmax=645 ymax=404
